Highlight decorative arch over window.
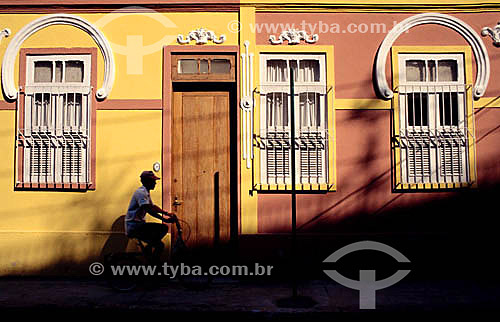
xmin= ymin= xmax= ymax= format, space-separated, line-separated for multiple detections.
xmin=374 ymin=13 xmax=490 ymax=100
xmin=1 ymin=13 xmax=115 ymax=101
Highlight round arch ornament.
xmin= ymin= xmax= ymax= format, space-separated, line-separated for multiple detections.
xmin=1 ymin=13 xmax=115 ymax=101
xmin=374 ymin=13 xmax=490 ymax=100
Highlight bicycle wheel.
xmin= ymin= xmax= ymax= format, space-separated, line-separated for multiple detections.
xmin=104 ymin=253 xmax=141 ymax=292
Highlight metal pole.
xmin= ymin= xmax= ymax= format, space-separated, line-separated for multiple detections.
xmin=290 ymin=65 xmax=297 ymax=298
xmin=276 ymin=65 xmax=316 ymax=308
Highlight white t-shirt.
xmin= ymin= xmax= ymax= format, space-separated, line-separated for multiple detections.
xmin=125 ymin=186 xmax=152 ymax=235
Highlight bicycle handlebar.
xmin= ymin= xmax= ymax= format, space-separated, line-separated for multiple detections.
xmin=162 ymin=214 xmax=182 ymax=232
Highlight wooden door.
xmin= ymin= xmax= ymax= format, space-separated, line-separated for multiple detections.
xmin=172 ymin=92 xmax=230 ymax=250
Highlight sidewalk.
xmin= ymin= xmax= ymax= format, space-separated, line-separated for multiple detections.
xmin=1 ymin=277 xmax=499 ymax=315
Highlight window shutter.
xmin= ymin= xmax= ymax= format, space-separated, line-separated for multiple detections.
xmin=30 ymin=138 xmax=52 ymax=176
xmin=407 ymin=141 xmax=431 ymax=178
xmin=266 ymin=132 xmax=290 ymax=183
xmin=300 ymin=147 xmax=322 ymax=178
xmin=439 ymin=142 xmax=463 ymax=178
xmin=267 ymin=147 xmax=290 ymax=178
xmin=62 ymin=137 xmax=83 ymax=177
xmin=299 ymin=132 xmax=324 ymax=182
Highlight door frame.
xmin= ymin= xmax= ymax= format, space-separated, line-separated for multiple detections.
xmin=162 ymin=45 xmax=240 ymax=240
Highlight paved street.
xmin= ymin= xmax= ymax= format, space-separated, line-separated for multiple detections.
xmin=1 ymin=277 xmax=498 ymax=316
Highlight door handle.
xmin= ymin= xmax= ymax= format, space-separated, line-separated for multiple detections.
xmin=173 ymin=196 xmax=184 ymax=206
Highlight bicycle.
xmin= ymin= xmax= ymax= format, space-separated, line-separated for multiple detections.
xmin=104 ymin=216 xmax=213 ymax=292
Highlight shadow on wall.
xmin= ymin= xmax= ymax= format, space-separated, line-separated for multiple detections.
xmin=0 ymin=161 xmax=141 ymax=277
xmin=99 ymin=215 xmax=129 ymax=259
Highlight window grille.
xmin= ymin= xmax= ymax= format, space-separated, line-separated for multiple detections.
xmin=398 ymin=53 xmax=470 ymax=185
xmin=18 ymin=54 xmax=92 ymax=186
xmin=259 ymin=54 xmax=328 ymax=185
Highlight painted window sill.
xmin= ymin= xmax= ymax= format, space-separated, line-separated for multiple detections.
xmin=15 ymin=182 xmax=95 ymax=191
xmin=393 ymin=181 xmax=476 ymax=191
xmin=254 ymin=183 xmax=335 ymax=193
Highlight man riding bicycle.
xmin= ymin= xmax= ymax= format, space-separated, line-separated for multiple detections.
xmin=125 ymin=170 xmax=177 ymax=263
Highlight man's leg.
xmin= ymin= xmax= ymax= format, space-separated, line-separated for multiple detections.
xmin=134 ymin=223 xmax=168 ymax=262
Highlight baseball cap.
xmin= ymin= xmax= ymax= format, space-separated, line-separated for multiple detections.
xmin=140 ymin=170 xmax=160 ymax=180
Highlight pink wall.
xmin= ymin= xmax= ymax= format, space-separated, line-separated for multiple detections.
xmin=256 ymin=12 xmax=500 ymax=99
xmin=255 ymin=12 xmax=500 ymax=234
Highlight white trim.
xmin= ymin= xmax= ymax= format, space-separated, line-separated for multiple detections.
xmin=177 ymin=28 xmax=226 ymax=45
xmin=1 ymin=14 xmax=115 ymax=101
xmin=374 ymin=13 xmax=490 ymax=100
xmin=269 ymin=29 xmax=319 ymax=45
xmin=240 ymin=41 xmax=255 ymax=169
xmin=481 ymin=21 xmax=500 ymax=47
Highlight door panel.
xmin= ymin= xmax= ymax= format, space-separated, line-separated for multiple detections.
xmin=172 ymin=92 xmax=230 ymax=249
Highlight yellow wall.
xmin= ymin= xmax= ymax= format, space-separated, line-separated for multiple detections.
xmin=0 ymin=11 xmax=238 ymax=275
xmin=0 ymin=109 xmax=163 ymax=275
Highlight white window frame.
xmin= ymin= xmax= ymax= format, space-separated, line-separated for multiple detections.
xmin=398 ymin=53 xmax=470 ymax=185
xmin=259 ymin=53 xmax=328 ymax=185
xmin=21 ymin=54 xmax=92 ymax=185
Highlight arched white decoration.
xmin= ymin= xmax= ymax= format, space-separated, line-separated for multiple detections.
xmin=1 ymin=14 xmax=115 ymax=100
xmin=374 ymin=13 xmax=490 ymax=100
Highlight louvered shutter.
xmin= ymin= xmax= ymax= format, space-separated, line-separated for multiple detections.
xmin=407 ymin=139 xmax=431 ymax=179
xmin=438 ymin=134 xmax=467 ymax=183
xmin=400 ymin=132 xmax=435 ymax=184
xmin=266 ymin=132 xmax=290 ymax=181
xmin=62 ymin=137 xmax=83 ymax=178
xmin=30 ymin=137 xmax=52 ymax=177
xmin=299 ymin=131 xmax=326 ymax=183
xmin=440 ymin=144 xmax=462 ymax=177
